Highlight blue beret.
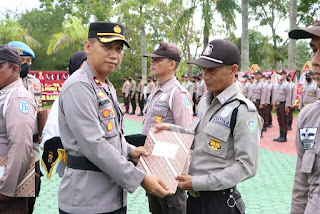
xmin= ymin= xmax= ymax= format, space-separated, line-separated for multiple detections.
xmin=7 ymin=41 xmax=35 ymax=58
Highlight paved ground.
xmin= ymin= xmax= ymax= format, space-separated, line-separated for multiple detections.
xmin=34 ymin=107 xmax=298 ymax=214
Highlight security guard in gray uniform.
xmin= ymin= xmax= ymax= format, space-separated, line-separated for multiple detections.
xmin=57 ymin=22 xmax=170 ymax=214
xmin=142 ymin=41 xmax=193 ymax=214
xmin=154 ymin=39 xmax=262 ymax=214
xmin=289 ymin=19 xmax=320 ymax=214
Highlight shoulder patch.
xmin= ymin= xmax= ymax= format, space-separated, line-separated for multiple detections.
xmin=19 ymin=100 xmax=30 ymax=113
xmin=183 ymin=97 xmax=190 ymax=109
xmin=247 ymin=119 xmax=257 ymax=134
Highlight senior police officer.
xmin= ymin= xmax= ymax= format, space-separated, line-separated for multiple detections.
xmin=57 ymin=22 xmax=170 ymax=214
xmin=142 ymin=41 xmax=193 ymax=214
xmin=289 ymin=19 xmax=320 ymax=214
xmin=8 ymin=41 xmax=42 ymax=213
xmin=251 ymin=70 xmax=267 ymax=136
xmin=154 ymin=39 xmax=262 ymax=214
xmin=0 ymin=45 xmax=36 ymax=213
xmin=299 ymin=70 xmax=320 ymax=109
xmin=272 ymin=69 xmax=291 ymax=142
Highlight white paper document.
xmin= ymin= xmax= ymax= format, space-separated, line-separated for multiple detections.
xmin=0 ymin=166 xmax=5 ymax=180
xmin=152 ymin=141 xmax=179 ymax=159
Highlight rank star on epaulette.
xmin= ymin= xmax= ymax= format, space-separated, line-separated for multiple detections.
xmin=93 ymin=76 xmax=102 ymax=86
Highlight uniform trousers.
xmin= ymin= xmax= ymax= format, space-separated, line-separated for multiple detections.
xmin=253 ymin=100 xmax=267 ymax=128
xmin=265 ymin=104 xmax=272 ymax=126
xmin=287 ymin=107 xmax=293 ymax=126
xmin=59 ymin=206 xmax=126 ymax=214
xmin=129 ymin=91 xmax=136 ymax=112
xmin=0 ymin=198 xmax=28 ymax=214
xmin=187 ymin=190 xmax=241 ymax=214
xmin=275 ymin=102 xmax=288 ymax=133
xmin=138 ymin=92 xmax=145 ymax=114
xmin=123 ymin=93 xmax=129 ymax=112
xmin=148 ymin=188 xmax=186 ymax=214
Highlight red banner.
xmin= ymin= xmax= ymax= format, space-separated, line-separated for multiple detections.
xmin=30 ymin=71 xmax=69 ymax=102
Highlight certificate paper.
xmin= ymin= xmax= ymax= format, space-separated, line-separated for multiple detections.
xmin=137 ymin=129 xmax=194 ymax=193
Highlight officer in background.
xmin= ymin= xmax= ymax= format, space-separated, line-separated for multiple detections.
xmin=154 ymin=39 xmax=261 ymax=214
xmin=58 ymin=22 xmax=170 ymax=214
xmin=8 ymin=41 xmax=42 ymax=213
xmin=183 ymin=74 xmax=194 ymax=97
xmin=192 ymin=76 xmax=198 ymax=116
xmin=299 ymin=70 xmax=320 ymax=109
xmin=137 ymin=76 xmax=145 ymax=116
xmin=241 ymin=73 xmax=252 ymax=100
xmin=264 ymin=75 xmax=273 ymax=129
xmin=142 ymin=41 xmax=193 ymax=214
xmin=0 ymin=45 xmax=36 ymax=213
xmin=251 ymin=70 xmax=267 ymax=136
xmin=129 ymin=75 xmax=136 ymax=115
xmin=146 ymin=76 xmax=156 ymax=98
xmin=286 ymin=73 xmax=296 ymax=130
xmin=272 ymin=69 xmax=291 ymax=142
xmin=122 ymin=76 xmax=130 ymax=114
xmin=181 ymin=74 xmax=186 ymax=88
xmin=288 ymin=19 xmax=320 ymax=214
xmin=234 ymin=73 xmax=242 ymax=91
xmin=196 ymin=73 xmax=206 ymax=103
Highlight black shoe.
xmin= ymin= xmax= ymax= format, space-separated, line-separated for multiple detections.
xmin=288 ymin=125 xmax=292 ymax=130
xmin=137 ymin=113 xmax=143 ymax=116
xmin=263 ymin=127 xmax=267 ymax=132
xmin=124 ymin=111 xmax=129 ymax=114
xmin=129 ymin=112 xmax=135 ymax=115
xmin=193 ymin=113 xmax=197 ymax=116
xmin=278 ymin=134 xmax=287 ymax=142
xmin=273 ymin=132 xmax=283 ymax=141
xmin=268 ymin=124 xmax=273 ymax=128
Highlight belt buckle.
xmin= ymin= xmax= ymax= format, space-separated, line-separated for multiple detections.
xmin=188 ymin=190 xmax=200 ymax=197
xmin=253 ymin=99 xmax=256 ymax=102
xmin=276 ymin=101 xmax=280 ymax=105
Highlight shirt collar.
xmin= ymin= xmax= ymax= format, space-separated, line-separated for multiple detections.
xmin=82 ymin=62 xmax=113 ymax=88
xmin=0 ymin=78 xmax=23 ymax=94
xmin=205 ymin=82 xmax=239 ymax=105
xmin=158 ymin=77 xmax=177 ymax=92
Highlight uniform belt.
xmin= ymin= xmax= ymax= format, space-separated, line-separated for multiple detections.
xmin=276 ymin=101 xmax=285 ymax=105
xmin=188 ymin=186 xmax=238 ymax=199
xmin=66 ymin=155 xmax=102 ymax=171
xmin=33 ymin=134 xmax=39 ymax=143
xmin=253 ymin=99 xmax=261 ymax=102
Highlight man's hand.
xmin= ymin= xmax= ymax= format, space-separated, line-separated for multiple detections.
xmin=259 ymin=104 xmax=263 ymax=109
xmin=130 ymin=146 xmax=149 ymax=163
xmin=176 ymin=174 xmax=193 ymax=190
xmin=140 ymin=97 xmax=142 ymax=101
xmin=141 ymin=174 xmax=171 ymax=198
xmin=285 ymin=106 xmax=289 ymax=114
xmin=153 ymin=123 xmax=171 ymax=133
xmin=131 ymin=95 xmax=133 ymax=99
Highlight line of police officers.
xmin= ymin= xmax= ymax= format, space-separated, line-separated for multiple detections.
xmin=1 ymin=20 xmax=319 ymax=214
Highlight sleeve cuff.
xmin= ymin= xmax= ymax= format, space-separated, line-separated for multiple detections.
xmin=125 ymin=168 xmax=146 ymax=193
xmin=192 ymin=175 xmax=212 ymax=191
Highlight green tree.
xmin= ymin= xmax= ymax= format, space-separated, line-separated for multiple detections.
xmin=46 ymin=15 xmax=88 ymax=55
xmin=0 ymin=19 xmax=40 ymax=48
xmin=296 ymin=40 xmax=311 ymax=71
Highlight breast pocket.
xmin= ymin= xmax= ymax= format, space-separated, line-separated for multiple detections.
xmin=202 ymin=122 xmax=230 ymax=158
xmin=98 ymin=103 xmax=118 ymax=138
xmin=152 ymin=106 xmax=168 ymax=123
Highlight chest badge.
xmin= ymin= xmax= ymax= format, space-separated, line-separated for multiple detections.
xmin=155 ymin=115 xmax=162 ymax=123
xmin=209 ymin=137 xmax=222 ymax=151
xmin=247 ymin=119 xmax=257 ymax=134
xmin=102 ymin=109 xmax=110 ymax=118
xmin=107 ymin=121 xmax=113 ymax=131
xmin=97 ymin=89 xmax=106 ymax=98
xmin=33 ymin=84 xmax=40 ymax=91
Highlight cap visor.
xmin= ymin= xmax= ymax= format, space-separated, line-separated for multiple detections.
xmin=98 ymin=36 xmax=130 ymax=48
xmin=143 ymin=53 xmax=166 ymax=58
xmin=187 ymin=58 xmax=222 ymax=68
xmin=0 ymin=59 xmax=7 ymax=64
xmin=289 ymin=27 xmax=320 ymax=39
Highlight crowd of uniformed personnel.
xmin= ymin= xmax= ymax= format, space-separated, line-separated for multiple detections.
xmin=0 ymin=19 xmax=319 ymax=214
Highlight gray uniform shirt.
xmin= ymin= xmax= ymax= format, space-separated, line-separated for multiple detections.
xmin=242 ymin=81 xmax=252 ymax=100
xmin=299 ymin=81 xmax=320 ymax=109
xmin=122 ymin=80 xmax=130 ymax=98
xmin=171 ymin=83 xmax=261 ymax=192
xmin=129 ymin=80 xmax=136 ymax=96
xmin=272 ymin=81 xmax=291 ymax=106
xmin=264 ymin=82 xmax=273 ymax=105
xmin=0 ymin=79 xmax=35 ymax=197
xmin=58 ymin=62 xmax=145 ymax=214
xmin=185 ymin=81 xmax=194 ymax=96
xmin=290 ymin=100 xmax=320 ymax=214
xmin=251 ymin=79 xmax=266 ymax=103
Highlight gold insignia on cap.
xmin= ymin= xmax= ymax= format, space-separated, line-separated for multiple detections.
xmin=15 ymin=47 xmax=24 ymax=55
xmin=114 ymin=25 xmax=121 ymax=33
